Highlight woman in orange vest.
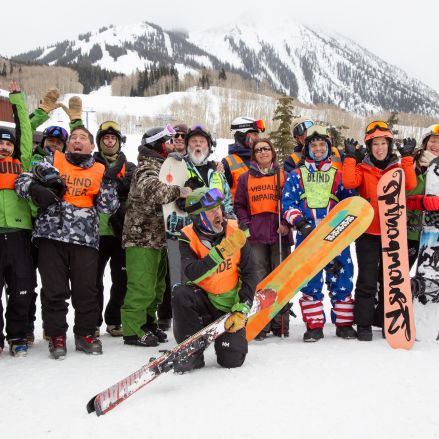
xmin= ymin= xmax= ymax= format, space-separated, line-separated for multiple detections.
xmin=342 ymin=121 xmax=417 ymax=341
xmin=234 ymin=138 xmax=293 ymax=339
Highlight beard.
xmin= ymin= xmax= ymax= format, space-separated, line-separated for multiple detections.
xmin=188 ymin=148 xmax=209 ymax=166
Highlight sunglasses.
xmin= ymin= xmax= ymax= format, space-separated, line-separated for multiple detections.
xmin=186 ymin=188 xmax=224 ymax=214
xmin=174 ymin=133 xmax=185 ymax=139
xmin=365 ymin=121 xmax=390 ymax=135
xmin=100 ymin=121 xmax=121 ymax=132
xmin=254 ymin=146 xmax=272 ymax=154
xmin=293 ymin=120 xmax=314 ymax=137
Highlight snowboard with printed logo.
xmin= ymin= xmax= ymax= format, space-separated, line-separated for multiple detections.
xmin=377 ymin=168 xmax=415 ymax=350
xmin=246 ymin=196 xmax=374 ymax=341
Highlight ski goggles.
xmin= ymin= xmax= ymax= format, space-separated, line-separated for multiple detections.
xmin=365 ymin=121 xmax=390 ymax=135
xmin=142 ymin=124 xmax=176 ymax=145
xmin=293 ymin=120 xmax=314 ymax=137
xmin=231 ymin=119 xmax=266 ymax=133
xmin=43 ymin=126 xmax=68 ymax=142
xmin=100 ymin=121 xmax=121 ymax=132
xmin=306 ymin=125 xmax=329 ymax=139
xmin=186 ymin=188 xmax=224 ymax=214
xmin=430 ymin=124 xmax=439 ymax=135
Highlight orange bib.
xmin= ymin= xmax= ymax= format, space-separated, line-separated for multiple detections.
xmin=53 ymin=151 xmax=105 ymax=208
xmin=0 ymin=157 xmax=22 ymax=190
xmin=248 ymin=172 xmax=284 ymax=215
xmin=224 ymin=154 xmax=248 ymax=202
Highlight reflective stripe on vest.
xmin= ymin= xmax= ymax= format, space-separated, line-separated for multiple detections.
xmin=289 ymin=147 xmax=342 ymax=170
xmin=187 ymin=167 xmax=224 ymax=193
xmin=181 ymin=221 xmax=241 ymax=295
xmin=0 ymin=157 xmax=22 ymax=190
xmin=248 ymin=172 xmax=285 ymax=215
xmin=299 ymin=166 xmax=339 ymax=208
xmin=53 ymin=151 xmax=105 ymax=208
xmin=224 ymin=154 xmax=248 ymax=201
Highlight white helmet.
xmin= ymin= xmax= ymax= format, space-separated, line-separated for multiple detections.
xmin=421 ymin=124 xmax=439 ymax=147
xmin=230 ymin=116 xmax=265 ymax=136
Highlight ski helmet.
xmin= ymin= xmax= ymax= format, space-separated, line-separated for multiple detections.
xmin=141 ymin=125 xmax=176 ymax=156
xmin=185 ymin=187 xmax=224 ymax=216
xmin=292 ymin=118 xmax=314 ymax=138
xmin=421 ymin=124 xmax=439 ymax=148
xmin=230 ymin=116 xmax=265 ymax=136
xmin=185 ymin=124 xmax=215 ymax=152
xmin=364 ymin=121 xmax=394 ymax=145
xmin=96 ymin=121 xmax=122 ymax=152
xmin=304 ymin=125 xmax=331 ymax=160
xmin=41 ymin=125 xmax=69 ymax=152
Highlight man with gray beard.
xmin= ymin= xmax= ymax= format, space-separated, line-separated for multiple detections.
xmin=178 ymin=125 xmax=234 ymax=218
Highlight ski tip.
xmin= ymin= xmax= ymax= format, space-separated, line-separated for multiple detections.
xmin=86 ymin=396 xmax=98 ymax=415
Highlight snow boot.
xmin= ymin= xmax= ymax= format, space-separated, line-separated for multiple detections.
xmin=303 ymin=327 xmax=324 ymax=342
xmin=335 ymin=325 xmax=357 ymax=339
xmin=75 ymin=335 xmax=103 ymax=355
xmin=142 ymin=323 xmax=168 ymax=343
xmin=173 ymin=353 xmax=205 ymax=374
xmin=9 ymin=338 xmax=28 ymax=357
xmin=49 ymin=336 xmax=67 ymax=360
xmin=106 ymin=324 xmax=123 ymax=337
xmin=123 ymin=332 xmax=159 ymax=347
xmin=357 ymin=325 xmax=373 ymax=341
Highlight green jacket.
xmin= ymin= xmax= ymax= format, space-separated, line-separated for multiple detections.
xmin=0 ymin=92 xmax=33 ymax=230
xmin=407 ymin=172 xmax=426 ymax=241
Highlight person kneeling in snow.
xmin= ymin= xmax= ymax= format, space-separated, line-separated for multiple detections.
xmin=172 ymin=187 xmax=257 ymax=372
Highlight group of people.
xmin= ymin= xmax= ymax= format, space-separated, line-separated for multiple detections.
xmin=0 ymin=84 xmax=438 ymax=372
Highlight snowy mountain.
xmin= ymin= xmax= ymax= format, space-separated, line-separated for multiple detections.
xmin=11 ymin=19 xmax=439 ymax=116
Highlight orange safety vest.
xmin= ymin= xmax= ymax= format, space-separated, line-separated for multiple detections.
xmin=248 ymin=172 xmax=285 ymax=215
xmin=0 ymin=157 xmax=22 ymax=189
xmin=224 ymin=154 xmax=248 ymax=201
xmin=289 ymin=147 xmax=342 ymax=170
xmin=53 ymin=151 xmax=105 ymax=208
xmin=182 ymin=221 xmax=241 ymax=295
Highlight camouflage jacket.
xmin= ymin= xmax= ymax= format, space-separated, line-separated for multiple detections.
xmin=122 ymin=146 xmax=181 ymax=249
xmin=15 ymin=153 xmax=119 ymax=250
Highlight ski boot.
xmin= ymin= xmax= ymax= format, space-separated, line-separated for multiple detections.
xmin=75 ymin=335 xmax=103 ymax=355
xmin=335 ymin=325 xmax=357 ymax=339
xmin=173 ymin=353 xmax=205 ymax=374
xmin=303 ymin=327 xmax=324 ymax=342
xmin=123 ymin=332 xmax=159 ymax=347
xmin=106 ymin=324 xmax=123 ymax=337
xmin=49 ymin=336 xmax=67 ymax=360
xmin=357 ymin=325 xmax=373 ymax=341
xmin=9 ymin=338 xmax=28 ymax=357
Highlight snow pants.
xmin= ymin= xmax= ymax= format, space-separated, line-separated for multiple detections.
xmin=0 ymin=230 xmax=36 ymax=348
xmin=96 ymin=235 xmax=127 ymax=327
xmin=38 ymin=238 xmax=99 ymax=337
xmin=172 ymin=284 xmax=248 ymax=368
xmin=295 ymin=234 xmax=354 ymax=329
xmin=353 ymin=233 xmax=384 ymax=328
xmin=121 ymin=247 xmax=167 ymax=337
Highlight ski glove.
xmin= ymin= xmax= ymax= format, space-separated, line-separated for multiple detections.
xmin=344 ymin=138 xmax=366 ymax=163
xmin=215 ymin=228 xmax=246 ymax=259
xmin=104 ymin=152 xmax=126 ymax=181
xmin=38 ymin=88 xmax=60 ymax=113
xmin=295 ymin=217 xmax=313 ymax=239
xmin=396 ymin=138 xmax=416 ymax=157
xmin=407 ymin=194 xmax=439 ymax=212
xmin=224 ymin=312 xmax=247 ymax=333
xmin=60 ymin=96 xmax=83 ymax=121
xmin=29 ymin=182 xmax=60 ymax=209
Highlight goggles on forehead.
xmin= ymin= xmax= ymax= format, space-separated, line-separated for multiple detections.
xmin=142 ymin=124 xmax=176 ymax=145
xmin=365 ymin=121 xmax=390 ymax=135
xmin=43 ymin=126 xmax=68 ymax=142
xmin=306 ymin=125 xmax=329 ymax=139
xmin=231 ymin=119 xmax=266 ymax=133
xmin=186 ymin=188 xmax=224 ymax=214
xmin=293 ymin=120 xmax=314 ymax=137
xmin=430 ymin=124 xmax=439 ymax=135
xmin=100 ymin=121 xmax=121 ymax=132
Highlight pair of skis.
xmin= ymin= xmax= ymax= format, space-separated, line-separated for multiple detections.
xmin=87 ymin=196 xmax=374 ymax=416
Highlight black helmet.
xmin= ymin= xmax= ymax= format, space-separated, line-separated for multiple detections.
xmin=185 ymin=124 xmax=216 ymax=152
xmin=96 ymin=121 xmax=122 ymax=152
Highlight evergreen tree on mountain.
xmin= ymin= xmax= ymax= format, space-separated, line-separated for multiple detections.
xmin=386 ymin=111 xmax=399 ymax=136
xmin=270 ymin=96 xmax=299 ymax=163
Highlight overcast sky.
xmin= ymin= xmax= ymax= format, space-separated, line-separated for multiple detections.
xmin=2 ymin=0 xmax=438 ymax=92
